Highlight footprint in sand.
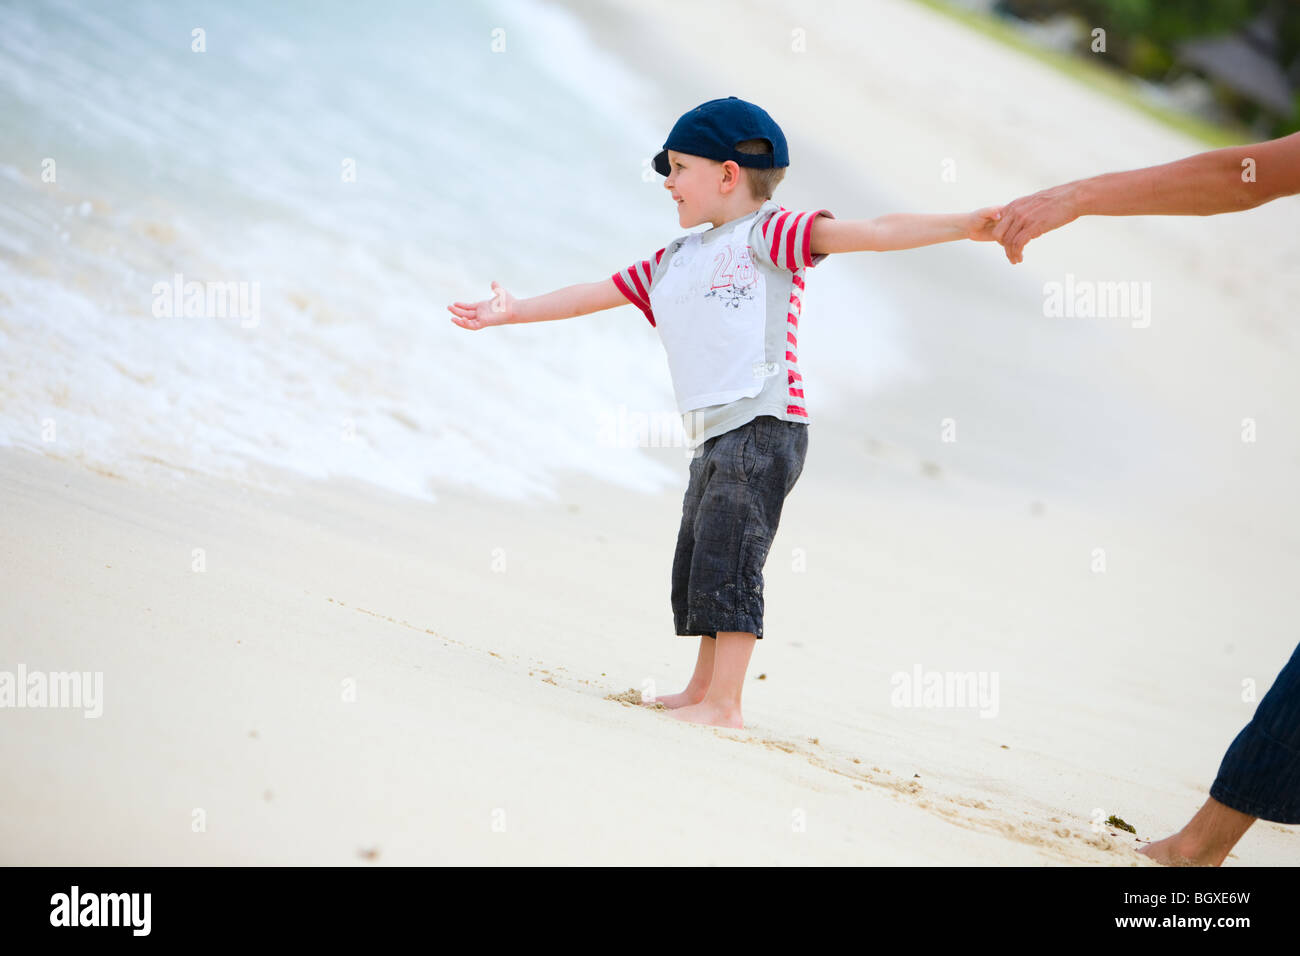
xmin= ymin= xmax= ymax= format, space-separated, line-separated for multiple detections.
xmin=604 ymin=688 xmax=665 ymax=710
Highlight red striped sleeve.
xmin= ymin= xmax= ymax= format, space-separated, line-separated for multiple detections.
xmin=759 ymin=208 xmax=835 ymax=271
xmin=611 ymin=247 xmax=666 ymax=327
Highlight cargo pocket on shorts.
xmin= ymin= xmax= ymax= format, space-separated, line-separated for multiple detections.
xmin=738 ymin=527 xmax=769 ymax=629
xmin=754 ymin=416 xmax=775 ymax=455
xmin=737 ymin=424 xmax=759 ymax=483
xmin=784 ymin=425 xmax=808 ymax=494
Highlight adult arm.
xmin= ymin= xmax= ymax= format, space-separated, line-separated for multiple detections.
xmin=993 ymin=131 xmax=1300 ymax=263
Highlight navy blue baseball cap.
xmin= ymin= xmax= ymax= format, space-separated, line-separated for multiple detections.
xmin=652 ymin=96 xmax=789 ymax=177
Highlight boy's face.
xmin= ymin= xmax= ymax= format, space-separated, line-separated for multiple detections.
xmin=663 ymin=149 xmax=732 ymax=228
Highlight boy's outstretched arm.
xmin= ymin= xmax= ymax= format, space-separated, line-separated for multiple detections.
xmin=810 ymin=207 xmax=1003 ymax=255
xmin=448 ymin=278 xmax=628 ymax=330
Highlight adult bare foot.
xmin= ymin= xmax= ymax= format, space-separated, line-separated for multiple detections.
xmin=1136 ymin=798 xmax=1255 ymax=867
xmin=668 ymin=699 xmax=743 ymax=728
xmin=1137 ymin=834 xmax=1215 ymax=866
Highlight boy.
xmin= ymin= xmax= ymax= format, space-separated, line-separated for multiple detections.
xmin=448 ymin=96 xmax=1002 ymax=728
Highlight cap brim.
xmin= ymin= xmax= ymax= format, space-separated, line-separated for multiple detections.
xmin=652 ymin=149 xmax=669 ymax=177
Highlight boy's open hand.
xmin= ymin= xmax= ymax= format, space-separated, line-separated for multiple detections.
xmin=966 ymin=206 xmax=1004 ymax=242
xmin=447 ymin=280 xmax=515 ymax=330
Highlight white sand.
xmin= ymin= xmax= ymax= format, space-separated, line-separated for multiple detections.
xmin=4 ymin=0 xmax=1299 ymax=864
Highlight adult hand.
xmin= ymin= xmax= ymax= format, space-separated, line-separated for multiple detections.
xmin=991 ymin=183 xmax=1082 ymax=264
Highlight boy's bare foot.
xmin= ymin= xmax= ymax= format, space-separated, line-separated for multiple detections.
xmin=644 ymin=689 xmax=706 ymax=709
xmin=668 ymin=699 xmax=744 ymax=728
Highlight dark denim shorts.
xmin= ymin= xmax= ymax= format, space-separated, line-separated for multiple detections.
xmin=671 ymin=415 xmax=808 ymax=639
xmin=1210 ymin=640 xmax=1300 ymax=824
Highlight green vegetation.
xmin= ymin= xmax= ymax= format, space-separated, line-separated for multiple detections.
xmin=910 ymin=0 xmax=1300 ymax=147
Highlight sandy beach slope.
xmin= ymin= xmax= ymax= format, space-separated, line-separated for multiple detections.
xmin=1 ymin=420 xmax=1295 ymax=864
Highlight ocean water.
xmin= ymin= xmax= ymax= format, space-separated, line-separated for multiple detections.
xmin=0 ymin=0 xmax=908 ymax=503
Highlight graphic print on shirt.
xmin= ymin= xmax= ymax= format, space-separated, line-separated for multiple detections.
xmin=704 ymin=244 xmax=758 ymax=310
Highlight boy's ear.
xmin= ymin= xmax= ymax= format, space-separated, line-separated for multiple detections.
xmin=719 ymin=159 xmax=742 ymax=193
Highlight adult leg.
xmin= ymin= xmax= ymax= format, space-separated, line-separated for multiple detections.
xmin=1141 ymin=641 xmax=1300 ymax=864
xmin=1139 ymin=797 xmax=1256 ymax=866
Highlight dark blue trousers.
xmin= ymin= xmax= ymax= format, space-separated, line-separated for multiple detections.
xmin=1210 ymin=641 xmax=1300 ymax=823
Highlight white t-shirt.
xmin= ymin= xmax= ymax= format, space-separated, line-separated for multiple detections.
xmin=611 ymin=199 xmax=834 ymax=449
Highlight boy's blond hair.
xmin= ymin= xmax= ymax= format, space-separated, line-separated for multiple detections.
xmin=735 ymin=138 xmax=786 ymax=200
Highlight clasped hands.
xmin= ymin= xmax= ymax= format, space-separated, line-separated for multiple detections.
xmin=986 ymin=183 xmax=1080 ymax=264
